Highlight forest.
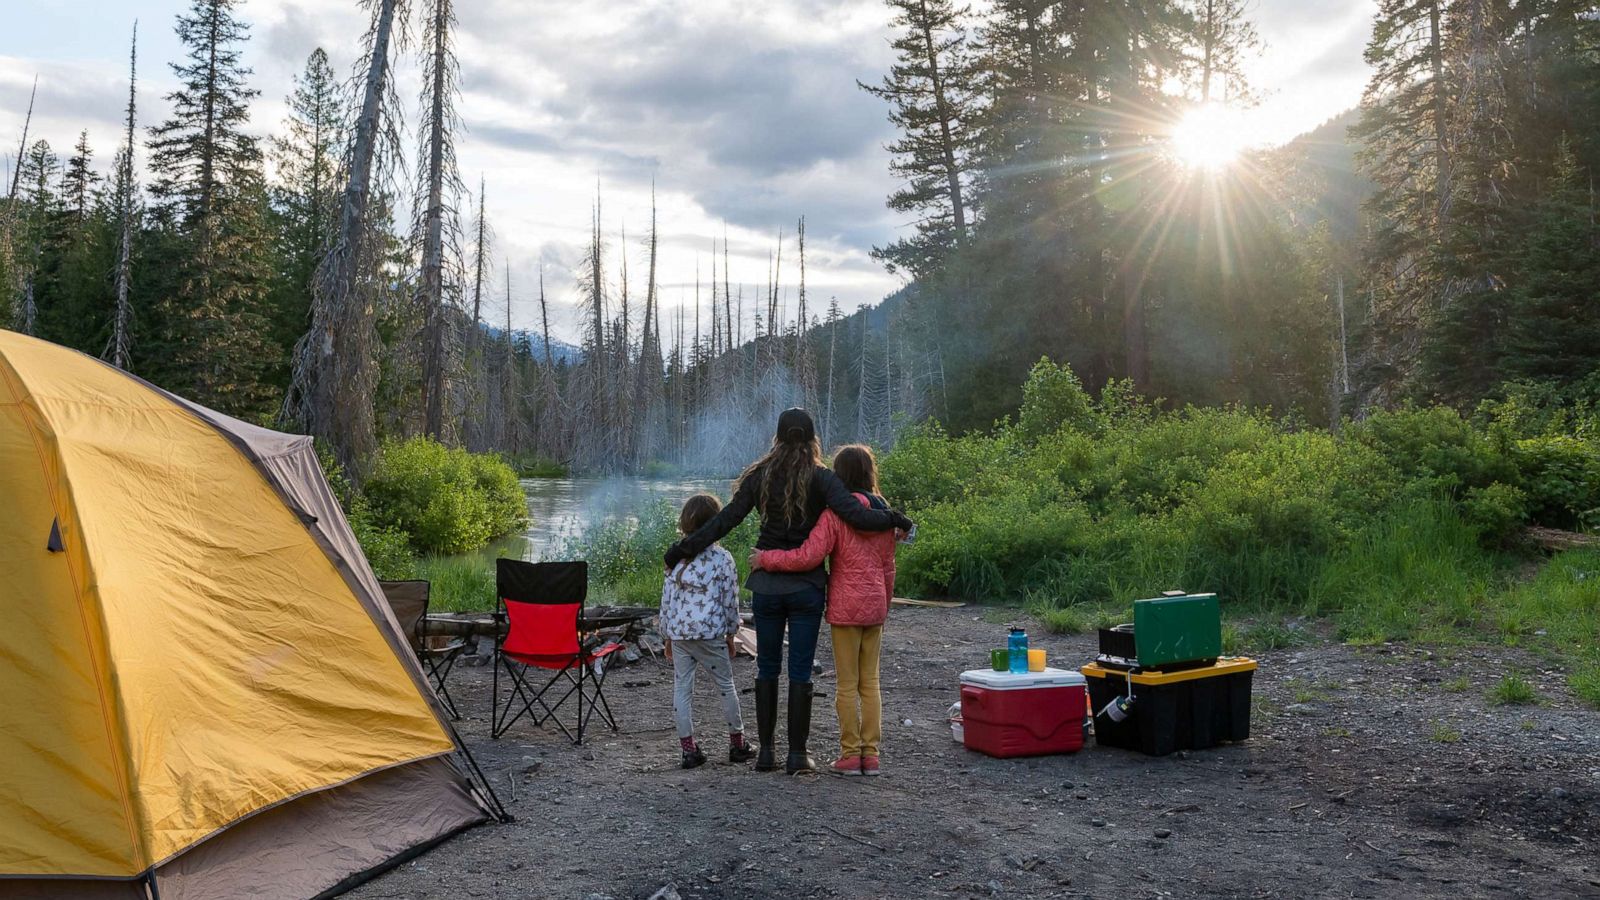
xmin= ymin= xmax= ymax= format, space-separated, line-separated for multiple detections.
xmin=4 ymin=1 xmax=1597 ymax=476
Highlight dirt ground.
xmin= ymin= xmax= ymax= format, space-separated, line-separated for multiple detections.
xmin=350 ymin=607 xmax=1600 ymax=900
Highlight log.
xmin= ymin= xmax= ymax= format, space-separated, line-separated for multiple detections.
xmin=1525 ymin=526 xmax=1600 ymax=552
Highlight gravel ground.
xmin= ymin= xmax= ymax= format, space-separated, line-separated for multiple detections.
xmin=350 ymin=606 xmax=1600 ymax=900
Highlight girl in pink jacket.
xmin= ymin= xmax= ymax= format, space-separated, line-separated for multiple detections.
xmin=750 ymin=445 xmax=898 ymax=776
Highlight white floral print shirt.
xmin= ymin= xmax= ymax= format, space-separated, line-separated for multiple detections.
xmin=659 ymin=544 xmax=741 ymax=641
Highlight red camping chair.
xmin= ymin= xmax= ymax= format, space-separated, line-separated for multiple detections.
xmin=491 ymin=559 xmax=621 ymax=744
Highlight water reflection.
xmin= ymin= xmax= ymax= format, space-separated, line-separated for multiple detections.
xmin=464 ymin=476 xmax=729 ymax=565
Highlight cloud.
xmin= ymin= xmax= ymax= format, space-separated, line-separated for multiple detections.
xmin=2 ymin=0 xmax=1378 ymax=344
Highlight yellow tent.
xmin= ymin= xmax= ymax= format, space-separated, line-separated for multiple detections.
xmin=0 ymin=330 xmax=495 ymax=899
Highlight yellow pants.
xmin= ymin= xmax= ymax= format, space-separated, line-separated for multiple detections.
xmin=831 ymin=624 xmax=883 ymax=758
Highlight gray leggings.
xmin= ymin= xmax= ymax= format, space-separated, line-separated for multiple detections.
xmin=672 ymin=639 xmax=744 ymax=738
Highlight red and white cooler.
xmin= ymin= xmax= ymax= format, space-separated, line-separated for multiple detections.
xmin=959 ymin=667 xmax=1088 ymax=758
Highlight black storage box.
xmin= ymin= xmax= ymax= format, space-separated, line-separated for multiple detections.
xmin=1082 ymin=658 xmax=1256 ymax=756
xmin=1097 ymin=623 xmax=1137 ymax=660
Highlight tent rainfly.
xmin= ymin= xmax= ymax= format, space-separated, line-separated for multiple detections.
xmin=0 ymin=330 xmax=501 ymax=899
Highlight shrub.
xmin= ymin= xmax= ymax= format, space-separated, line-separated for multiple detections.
xmin=1352 ymin=406 xmax=1514 ymax=498
xmin=1015 ymin=357 xmax=1098 ymax=440
xmin=1461 ymin=481 xmax=1529 ymax=545
xmin=1512 ymin=436 xmax=1600 ymax=530
xmin=363 ymin=438 xmax=529 ymax=554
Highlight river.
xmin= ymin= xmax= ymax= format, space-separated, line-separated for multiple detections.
xmin=464 ymin=475 xmax=729 ymax=565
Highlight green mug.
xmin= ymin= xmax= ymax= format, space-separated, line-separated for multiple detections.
xmin=990 ymin=649 xmax=1008 ymax=671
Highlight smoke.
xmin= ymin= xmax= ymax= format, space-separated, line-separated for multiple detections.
xmin=678 ymin=358 xmax=917 ymax=475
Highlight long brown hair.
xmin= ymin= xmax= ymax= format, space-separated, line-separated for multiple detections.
xmin=831 ymin=444 xmax=879 ymax=495
xmin=737 ymin=436 xmax=823 ymax=525
xmin=679 ymin=493 xmax=722 ymax=535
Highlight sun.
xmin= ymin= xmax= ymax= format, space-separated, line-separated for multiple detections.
xmin=1170 ymin=104 xmax=1253 ymax=170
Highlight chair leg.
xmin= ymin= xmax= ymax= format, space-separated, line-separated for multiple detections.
xmin=428 ymin=651 xmax=462 ymax=720
xmin=493 ymin=657 xmax=547 ymax=739
xmin=587 ymin=661 xmax=619 ymax=731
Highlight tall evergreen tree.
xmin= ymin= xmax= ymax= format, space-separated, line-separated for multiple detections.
xmin=270 ymin=48 xmax=341 ymax=384
xmin=61 ymin=131 xmax=99 ymax=225
xmin=860 ymin=0 xmax=978 ymax=277
xmin=1502 ymin=141 xmax=1600 ymax=385
xmin=145 ymin=0 xmax=276 ymax=416
xmin=1353 ymin=0 xmax=1454 ymax=400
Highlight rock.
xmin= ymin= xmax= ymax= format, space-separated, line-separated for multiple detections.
xmin=1154 ymin=828 xmax=1171 ymax=839
xmin=1284 ymin=703 xmax=1323 ymax=717
xmin=1091 ymin=818 xmax=1107 ymax=827
xmin=647 ymin=885 xmax=682 ymax=900
xmin=986 ymin=879 xmax=1005 ymax=895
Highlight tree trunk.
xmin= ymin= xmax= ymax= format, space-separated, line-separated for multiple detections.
xmin=290 ymin=0 xmax=401 ymax=473
xmin=109 ymin=24 xmax=137 ymax=370
xmin=419 ymin=0 xmax=450 ymax=440
xmin=917 ymin=0 xmax=966 ymax=237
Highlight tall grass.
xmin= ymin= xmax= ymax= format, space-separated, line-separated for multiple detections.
xmin=412 ymin=555 xmax=498 ymax=613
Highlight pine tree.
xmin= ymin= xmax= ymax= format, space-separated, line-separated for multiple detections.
xmin=1353 ymin=0 xmax=1455 ymax=399
xmin=11 ymin=139 xmax=58 ymax=335
xmin=1502 ymin=141 xmax=1600 ymax=385
xmin=61 ymin=132 xmax=99 ymax=225
xmin=270 ymin=48 xmax=341 ymax=384
xmin=145 ymin=0 xmax=276 ymax=416
xmin=861 ymin=0 xmax=977 ymax=277
xmin=1191 ymin=0 xmax=1261 ymax=104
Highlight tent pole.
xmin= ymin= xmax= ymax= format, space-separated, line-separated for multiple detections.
xmin=444 ymin=718 xmax=513 ymax=823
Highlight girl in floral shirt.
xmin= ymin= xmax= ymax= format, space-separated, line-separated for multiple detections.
xmin=660 ymin=494 xmax=755 ymax=769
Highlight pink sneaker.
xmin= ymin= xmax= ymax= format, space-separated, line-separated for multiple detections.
xmin=829 ymin=755 xmax=863 ymax=776
xmin=861 ymin=755 xmax=881 ymax=776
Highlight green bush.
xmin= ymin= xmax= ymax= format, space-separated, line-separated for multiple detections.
xmin=1461 ymin=481 xmax=1529 ymax=545
xmin=1352 ymin=406 xmax=1514 ymax=498
xmin=1512 ymin=436 xmax=1600 ymax=530
xmin=1015 ymin=357 xmax=1099 ymax=440
xmin=362 ymin=437 xmax=529 ymax=554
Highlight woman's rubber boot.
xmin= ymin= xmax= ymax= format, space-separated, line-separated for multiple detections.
xmin=785 ymin=681 xmax=818 ymax=775
xmin=754 ymin=679 xmax=779 ymax=772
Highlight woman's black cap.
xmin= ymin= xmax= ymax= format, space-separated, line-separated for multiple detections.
xmin=776 ymin=407 xmax=816 ymax=445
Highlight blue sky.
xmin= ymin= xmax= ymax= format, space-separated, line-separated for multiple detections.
xmin=0 ymin=0 xmax=1378 ymax=343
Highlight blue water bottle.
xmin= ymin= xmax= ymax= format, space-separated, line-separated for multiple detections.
xmin=1008 ymin=626 xmax=1029 ymax=674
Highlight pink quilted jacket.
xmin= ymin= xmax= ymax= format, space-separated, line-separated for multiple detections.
xmin=755 ymin=493 xmax=897 ymax=627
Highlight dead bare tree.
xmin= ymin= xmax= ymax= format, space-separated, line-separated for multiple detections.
xmin=0 ymin=76 xmax=38 ymax=325
xmin=107 ymin=23 xmax=138 ymax=369
xmin=286 ymin=0 xmax=407 ymax=474
xmin=414 ymin=0 xmax=464 ymax=441
xmin=464 ymin=175 xmax=492 ymax=449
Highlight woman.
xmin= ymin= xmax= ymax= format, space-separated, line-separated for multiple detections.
xmin=664 ymin=408 xmax=912 ymax=774
xmin=750 ymin=445 xmax=897 ymax=777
